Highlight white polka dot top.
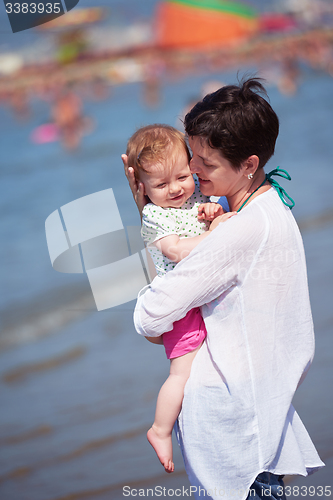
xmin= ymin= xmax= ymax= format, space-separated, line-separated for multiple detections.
xmin=141 ymin=179 xmax=210 ymax=276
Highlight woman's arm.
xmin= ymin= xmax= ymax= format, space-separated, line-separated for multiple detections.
xmin=154 ymin=211 xmax=236 ymax=263
xmin=134 ymin=209 xmax=267 ymax=337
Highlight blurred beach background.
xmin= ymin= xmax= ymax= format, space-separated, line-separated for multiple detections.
xmin=0 ymin=0 xmax=333 ymax=498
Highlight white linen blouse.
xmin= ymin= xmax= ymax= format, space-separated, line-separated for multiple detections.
xmin=134 ymin=187 xmax=324 ymax=500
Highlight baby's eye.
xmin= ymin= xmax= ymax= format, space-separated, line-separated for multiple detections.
xmin=179 ymin=175 xmax=189 ymax=180
xmin=156 ymin=183 xmax=166 ymax=188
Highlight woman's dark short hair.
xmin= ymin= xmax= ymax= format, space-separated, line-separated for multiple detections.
xmin=184 ymin=77 xmax=279 ymax=170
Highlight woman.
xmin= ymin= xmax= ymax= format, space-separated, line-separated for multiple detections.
xmin=122 ymin=78 xmax=324 ymax=500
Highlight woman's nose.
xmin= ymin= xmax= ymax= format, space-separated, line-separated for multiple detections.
xmin=190 ymin=157 xmax=200 ymax=174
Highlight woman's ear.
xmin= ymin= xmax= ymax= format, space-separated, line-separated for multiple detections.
xmin=243 ymin=155 xmax=259 ymax=178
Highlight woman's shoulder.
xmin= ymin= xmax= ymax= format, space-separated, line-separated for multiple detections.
xmin=232 ymin=187 xmax=297 ymax=238
xmin=211 ymin=190 xmax=273 ymax=238
xmin=243 ymin=186 xmax=292 ymax=217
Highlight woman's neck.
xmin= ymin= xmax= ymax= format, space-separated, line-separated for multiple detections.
xmin=227 ymin=170 xmax=269 ymax=212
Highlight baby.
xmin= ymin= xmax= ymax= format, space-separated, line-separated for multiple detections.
xmin=125 ymin=124 xmax=235 ymax=473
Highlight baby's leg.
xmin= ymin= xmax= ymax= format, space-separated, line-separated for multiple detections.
xmin=147 ymin=345 xmax=201 ymax=473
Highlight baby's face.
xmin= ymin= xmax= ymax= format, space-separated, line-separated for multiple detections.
xmin=140 ymin=150 xmax=195 ymax=208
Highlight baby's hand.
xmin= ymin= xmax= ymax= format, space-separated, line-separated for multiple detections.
xmin=198 ymin=202 xmax=224 ymax=221
xmin=209 ymin=211 xmax=237 ymax=231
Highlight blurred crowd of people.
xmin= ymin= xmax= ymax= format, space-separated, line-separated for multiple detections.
xmin=0 ymin=13 xmax=333 ymax=150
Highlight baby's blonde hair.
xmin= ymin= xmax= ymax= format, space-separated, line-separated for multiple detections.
xmin=126 ymin=124 xmax=191 ymax=180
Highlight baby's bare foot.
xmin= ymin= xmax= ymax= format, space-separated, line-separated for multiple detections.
xmin=147 ymin=426 xmax=174 ymax=473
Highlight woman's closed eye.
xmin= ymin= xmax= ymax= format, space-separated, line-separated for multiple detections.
xmin=199 ymin=155 xmax=215 ymax=168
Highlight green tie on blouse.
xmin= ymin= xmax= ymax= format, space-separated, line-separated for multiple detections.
xmin=237 ymin=166 xmax=295 ymax=213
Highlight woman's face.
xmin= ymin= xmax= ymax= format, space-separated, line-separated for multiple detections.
xmin=188 ymin=136 xmax=243 ymax=198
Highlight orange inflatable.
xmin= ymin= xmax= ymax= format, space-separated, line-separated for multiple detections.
xmin=155 ymin=0 xmax=258 ymax=49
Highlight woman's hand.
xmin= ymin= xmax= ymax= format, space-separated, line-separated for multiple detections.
xmin=209 ymin=211 xmax=237 ymax=231
xmin=122 ymin=154 xmax=148 ymax=217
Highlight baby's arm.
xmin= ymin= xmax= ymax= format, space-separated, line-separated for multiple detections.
xmin=154 ymin=209 xmax=236 ymax=263
xmin=154 ymin=233 xmax=208 ymax=263
xmin=145 ymin=336 xmax=164 ymax=344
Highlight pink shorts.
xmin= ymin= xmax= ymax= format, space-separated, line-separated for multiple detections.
xmin=162 ymin=307 xmax=207 ymax=360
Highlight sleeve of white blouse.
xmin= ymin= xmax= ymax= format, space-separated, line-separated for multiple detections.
xmin=134 ymin=208 xmax=268 ymax=337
